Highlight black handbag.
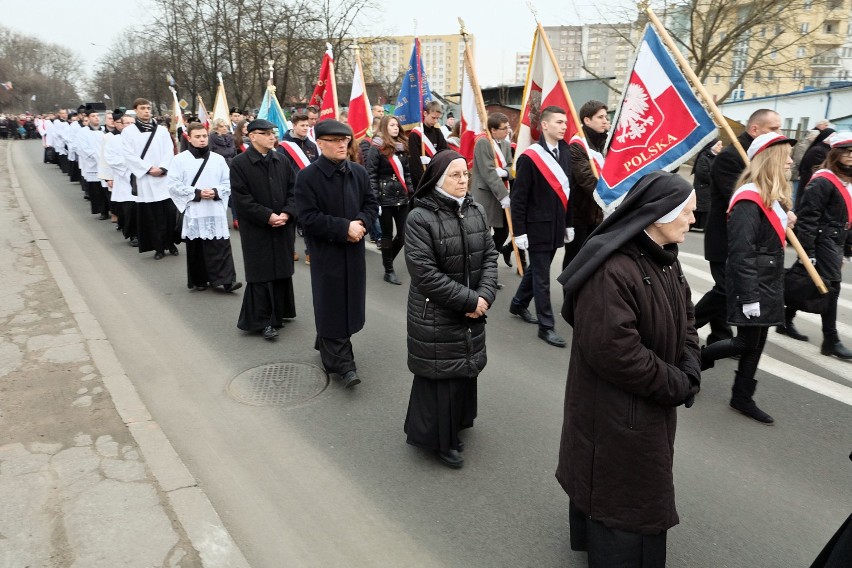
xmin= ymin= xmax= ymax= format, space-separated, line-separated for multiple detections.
xmin=784 ymin=261 xmax=830 ymax=314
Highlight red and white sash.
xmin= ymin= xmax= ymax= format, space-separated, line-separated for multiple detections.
xmin=240 ymin=142 xmax=248 ymax=152
xmin=810 ymin=169 xmax=852 ymax=227
xmin=569 ymin=134 xmax=604 ymax=172
xmin=727 ymin=183 xmax=787 ymax=245
xmin=279 ymin=141 xmax=311 ymax=170
xmin=389 ymin=154 xmax=408 ymax=192
xmin=411 ymin=126 xmax=437 ymax=157
xmin=522 ymin=143 xmax=570 ymax=210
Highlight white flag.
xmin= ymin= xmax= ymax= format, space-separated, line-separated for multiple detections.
xmin=30 ymin=94 xmax=36 ymax=101
xmin=103 ymin=93 xmax=111 ymax=100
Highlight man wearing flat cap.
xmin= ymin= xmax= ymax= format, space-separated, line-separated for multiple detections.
xmin=295 ymin=119 xmax=379 ymax=388
xmin=231 ymin=118 xmax=299 ymax=340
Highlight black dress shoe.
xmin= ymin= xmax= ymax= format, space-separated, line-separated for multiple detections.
xmin=538 ymin=328 xmax=567 ymax=348
xmin=98 ymin=213 xmax=109 ymax=220
xmin=437 ymin=449 xmax=464 ymax=469
xmin=129 ymin=237 xmax=139 ymax=247
xmin=383 ymin=271 xmax=402 ymax=285
xmin=169 ymin=246 xmax=179 ymax=256
xmin=457 ymin=441 xmax=465 ymax=452
xmin=496 ymin=282 xmax=504 ymax=290
xmin=509 ymin=304 xmax=539 ymax=324
xmin=223 ymin=281 xmax=243 ymax=292
xmin=194 ymin=285 xmax=208 ymax=291
xmin=777 ymin=322 xmax=809 ymax=342
xmin=262 ymin=325 xmax=278 ymax=340
xmin=342 ymin=370 xmax=361 ymax=388
xmin=153 ymin=252 xmax=165 ymax=260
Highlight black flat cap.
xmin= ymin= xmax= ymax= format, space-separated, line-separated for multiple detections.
xmin=314 ymin=120 xmax=352 ymax=138
xmin=246 ymin=118 xmax=276 ymax=132
xmin=229 ymin=106 xmax=241 ymax=114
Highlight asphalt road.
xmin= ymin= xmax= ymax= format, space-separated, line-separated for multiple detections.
xmin=14 ymin=140 xmax=852 ymax=567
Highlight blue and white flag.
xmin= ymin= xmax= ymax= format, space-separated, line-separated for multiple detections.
xmin=595 ymin=24 xmax=717 ymax=214
xmin=394 ymin=38 xmax=433 ymax=130
xmin=257 ymin=86 xmax=291 ymax=138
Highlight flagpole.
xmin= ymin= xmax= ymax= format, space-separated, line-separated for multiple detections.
xmin=513 ymin=26 xmax=540 ymax=173
xmin=353 ymin=41 xmax=372 ymax=140
xmin=535 ymin=22 xmax=599 ymax=178
xmin=459 ymin=18 xmax=524 ymax=276
xmin=415 ymin=35 xmax=425 ymax=158
xmin=644 ymin=6 xmax=827 ymax=294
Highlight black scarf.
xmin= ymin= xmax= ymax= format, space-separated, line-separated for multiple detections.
xmin=135 ymin=118 xmax=156 ymax=133
xmin=188 ymin=144 xmax=210 ymax=159
xmin=582 ymin=124 xmax=608 ymax=153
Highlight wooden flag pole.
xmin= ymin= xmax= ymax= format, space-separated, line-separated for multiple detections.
xmin=459 ymin=18 xmax=524 ymax=276
xmin=534 ymin=21 xmax=599 ymax=178
xmin=645 ymin=6 xmax=827 ymax=294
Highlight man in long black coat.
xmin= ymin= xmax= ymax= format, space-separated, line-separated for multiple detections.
xmin=231 ymin=119 xmax=298 ymax=340
xmin=295 ymin=120 xmax=379 ymax=388
xmin=694 ymin=108 xmax=780 ymax=344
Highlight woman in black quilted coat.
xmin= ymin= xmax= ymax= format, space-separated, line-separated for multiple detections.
xmin=403 ymin=150 xmax=498 ymax=469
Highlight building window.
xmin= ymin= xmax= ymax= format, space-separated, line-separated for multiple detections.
xmin=825 ymin=22 xmax=835 ymax=33
xmin=801 ymin=22 xmax=809 ymax=33
xmin=768 ymin=70 xmax=774 ymax=80
xmin=714 ymin=74 xmax=720 ymax=84
xmin=804 ymin=0 xmax=812 ymax=9
xmin=755 ymin=71 xmax=761 ymax=82
xmin=760 ymin=27 xmax=766 ymax=37
xmin=798 ymin=46 xmax=807 ymax=57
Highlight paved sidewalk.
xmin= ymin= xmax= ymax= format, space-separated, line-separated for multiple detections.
xmin=0 ymin=141 xmax=249 ymax=568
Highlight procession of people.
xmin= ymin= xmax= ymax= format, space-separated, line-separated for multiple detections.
xmin=33 ymin=94 xmax=851 ymax=567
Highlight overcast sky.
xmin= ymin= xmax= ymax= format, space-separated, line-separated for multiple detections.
xmin=1 ymin=0 xmax=635 ymax=87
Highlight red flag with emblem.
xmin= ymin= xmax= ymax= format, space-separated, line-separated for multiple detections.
xmin=310 ymin=44 xmax=339 ymax=122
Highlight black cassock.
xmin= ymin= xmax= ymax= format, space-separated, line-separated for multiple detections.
xmin=230 ymin=146 xmax=297 ymax=331
xmin=295 ymin=155 xmax=378 ymax=342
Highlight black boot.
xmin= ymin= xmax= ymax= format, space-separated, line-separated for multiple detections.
xmin=730 ymin=372 xmax=774 ymax=424
xmin=775 ymin=318 xmax=808 ymax=341
xmin=821 ymin=331 xmax=852 ymax=360
xmin=501 ymin=243 xmax=513 ymax=267
xmin=380 ymin=239 xmax=401 ymax=284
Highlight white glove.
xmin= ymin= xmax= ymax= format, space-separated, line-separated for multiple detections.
xmin=514 ymin=234 xmax=529 ymax=251
xmin=420 ymin=156 xmax=431 ymax=165
xmin=495 ymin=167 xmax=508 ymax=179
xmin=844 ymin=256 xmax=851 ymax=264
xmin=742 ymin=302 xmax=761 ymax=319
xmin=808 ymin=257 xmax=817 ymax=266
xmin=500 ymin=196 xmax=511 ymax=209
xmin=565 ymin=227 xmax=575 ymax=243
xmin=378 ymin=206 xmax=382 ymax=216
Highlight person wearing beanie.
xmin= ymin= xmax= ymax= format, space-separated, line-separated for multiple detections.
xmin=403 ymin=150 xmax=498 ymax=469
xmin=295 ymin=120 xmax=378 ymax=388
xmin=701 ymin=132 xmax=798 ymax=424
xmin=556 ymin=171 xmax=701 ymax=566
xmin=781 ymin=132 xmax=852 ymax=360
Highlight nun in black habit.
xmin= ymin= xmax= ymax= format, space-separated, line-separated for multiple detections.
xmin=403 ymin=150 xmax=498 ymax=469
xmin=555 ymin=172 xmax=701 ymax=567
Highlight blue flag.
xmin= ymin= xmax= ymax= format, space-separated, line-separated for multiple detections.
xmin=257 ymin=86 xmax=291 ymax=138
xmin=394 ymin=38 xmax=433 ymax=130
xmin=595 ymin=25 xmax=717 ymax=214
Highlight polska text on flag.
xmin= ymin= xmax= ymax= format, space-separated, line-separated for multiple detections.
xmin=393 ymin=38 xmax=433 ymax=131
xmin=594 ymin=24 xmax=716 ymax=214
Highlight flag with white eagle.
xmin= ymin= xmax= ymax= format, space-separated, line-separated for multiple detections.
xmin=595 ymin=24 xmax=717 ymax=214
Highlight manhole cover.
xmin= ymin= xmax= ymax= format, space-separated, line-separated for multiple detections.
xmin=227 ymin=363 xmax=328 ymax=407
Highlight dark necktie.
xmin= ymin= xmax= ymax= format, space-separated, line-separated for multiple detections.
xmin=552 ymin=147 xmax=559 ymax=160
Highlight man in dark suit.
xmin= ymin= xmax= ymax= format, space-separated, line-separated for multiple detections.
xmin=694 ymin=108 xmax=781 ymax=344
xmin=509 ymin=106 xmax=572 ymax=347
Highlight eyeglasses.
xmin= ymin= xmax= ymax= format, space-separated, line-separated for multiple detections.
xmin=842 ymin=148 xmax=852 ymax=155
xmin=446 ymin=171 xmax=471 ymax=181
xmin=318 ymin=137 xmax=351 ymax=144
xmin=495 ymin=126 xmax=509 ymax=131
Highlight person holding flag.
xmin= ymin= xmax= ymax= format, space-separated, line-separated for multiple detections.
xmin=470 ymin=112 xmax=514 ymax=275
xmin=700 ymin=132 xmax=797 ymax=424
xmin=563 ymin=100 xmax=609 ymax=270
xmin=365 ymin=115 xmax=413 ymax=285
xmin=508 ymin=106 xmax=572 ymax=348
xmin=408 ymin=101 xmax=448 ymax=188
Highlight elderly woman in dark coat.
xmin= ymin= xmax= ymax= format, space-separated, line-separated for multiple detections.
xmin=404 ymin=150 xmax=498 ymax=469
xmin=556 ymin=171 xmax=701 ymax=567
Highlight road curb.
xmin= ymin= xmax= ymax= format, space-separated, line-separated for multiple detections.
xmin=5 ymin=143 xmax=250 ymax=568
